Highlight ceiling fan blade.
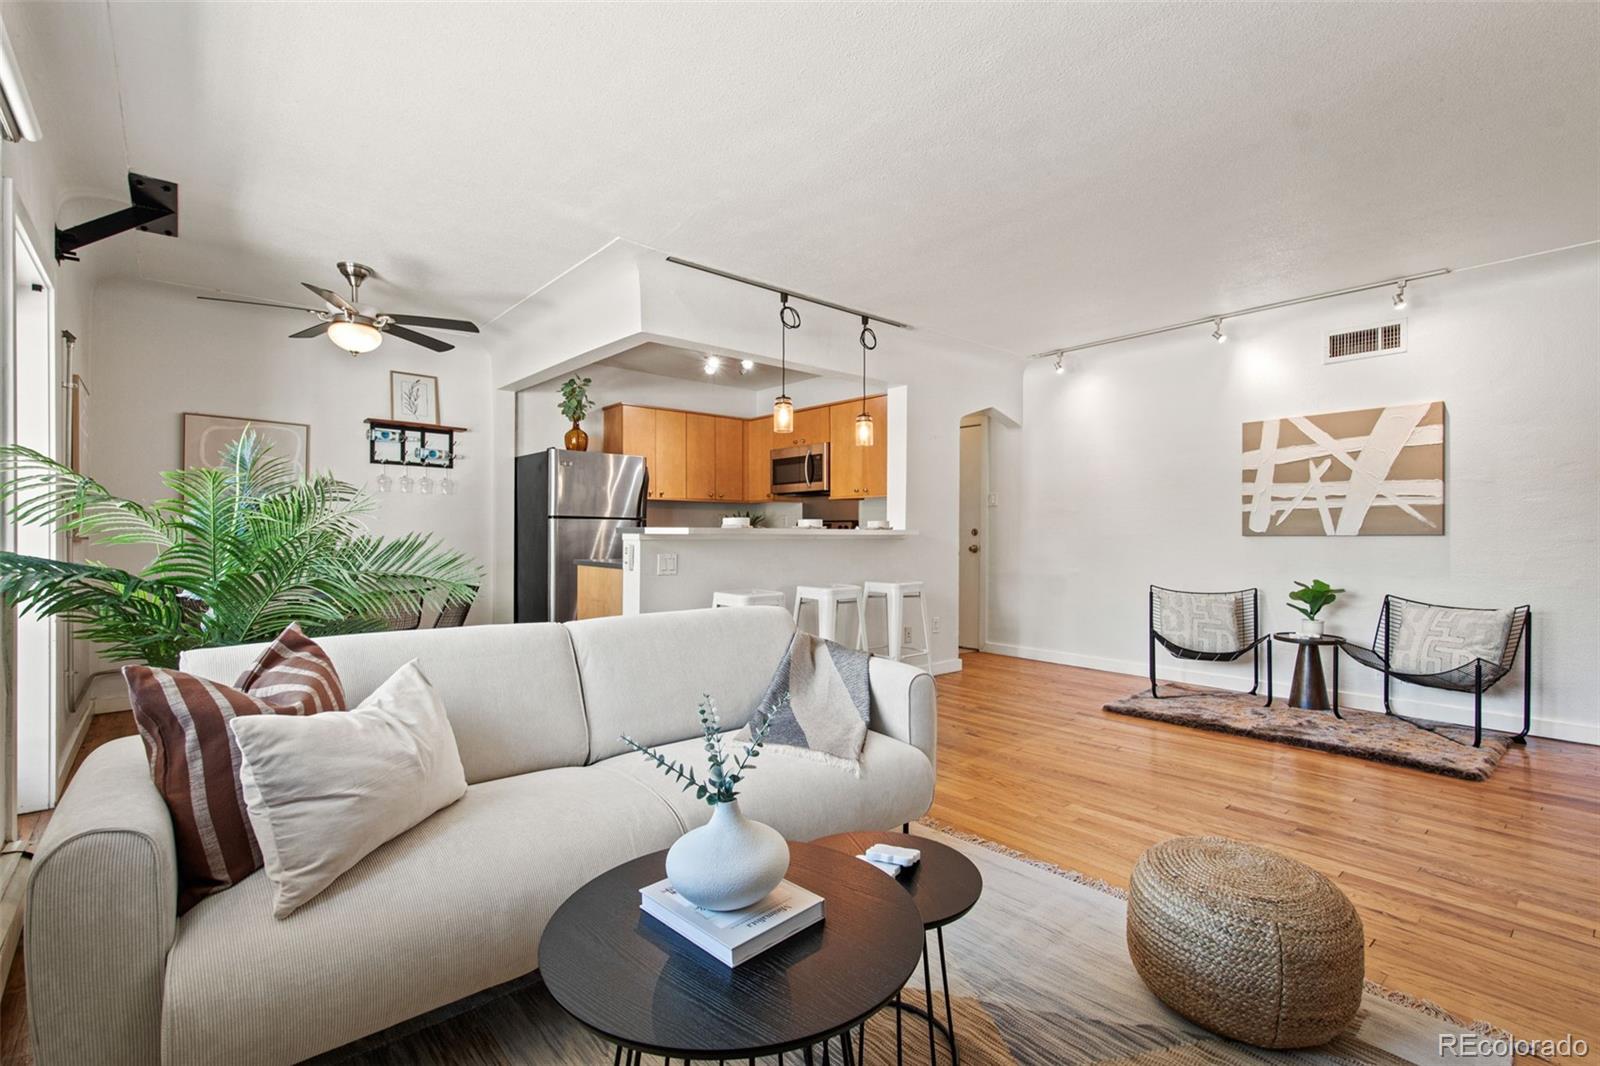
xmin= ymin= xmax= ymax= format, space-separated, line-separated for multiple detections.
xmin=302 ymin=282 xmax=358 ymax=314
xmin=384 ymin=324 xmax=454 ymax=353
xmin=288 ymin=323 xmax=331 ymax=339
xmin=198 ymin=295 xmax=324 ymax=314
xmin=385 ymin=313 xmax=480 ymax=334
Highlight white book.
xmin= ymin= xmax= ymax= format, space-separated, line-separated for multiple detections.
xmin=639 ymin=878 xmax=825 ymax=967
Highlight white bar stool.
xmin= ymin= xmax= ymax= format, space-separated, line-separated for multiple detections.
xmin=711 ymin=589 xmax=786 ymax=609
xmin=859 ymin=581 xmax=932 ymax=668
xmin=793 ymin=584 xmax=863 ymax=646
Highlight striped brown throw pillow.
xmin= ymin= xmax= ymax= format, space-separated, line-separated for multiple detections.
xmin=124 ymin=624 xmax=346 ymax=912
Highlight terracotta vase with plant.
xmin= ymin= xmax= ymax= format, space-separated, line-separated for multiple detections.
xmin=559 ymin=376 xmax=594 ymax=451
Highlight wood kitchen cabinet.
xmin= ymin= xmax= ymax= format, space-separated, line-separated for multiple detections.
xmin=603 ymin=404 xmax=658 ymax=489
xmin=745 ymin=416 xmax=773 ymax=501
xmin=653 ymin=409 xmax=687 ymax=500
xmin=685 ymin=413 xmax=717 ymax=500
xmin=714 ymin=416 xmax=744 ymax=502
xmin=773 ymin=405 xmax=830 ymax=449
xmin=827 ymin=395 xmax=889 ymax=499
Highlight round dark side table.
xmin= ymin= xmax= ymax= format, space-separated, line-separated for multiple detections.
xmin=1272 ymin=632 xmax=1345 ymax=715
xmin=812 ymin=831 xmax=983 ymax=1066
xmin=540 ymin=841 xmax=924 ymax=1065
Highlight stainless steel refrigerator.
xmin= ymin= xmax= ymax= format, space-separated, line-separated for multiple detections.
xmin=515 ymin=449 xmax=648 ymax=623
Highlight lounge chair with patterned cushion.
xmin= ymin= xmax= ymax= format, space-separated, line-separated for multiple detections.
xmin=1338 ymin=595 xmax=1531 ymax=747
xmin=1149 ymin=586 xmax=1271 ymax=704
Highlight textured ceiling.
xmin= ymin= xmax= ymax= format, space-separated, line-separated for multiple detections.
xmin=9 ymin=1 xmax=1598 ymax=356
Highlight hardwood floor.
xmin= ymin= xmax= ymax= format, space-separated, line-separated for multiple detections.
xmin=930 ymin=653 xmax=1600 ymax=1063
xmin=3 ymin=660 xmax=1597 ymax=1064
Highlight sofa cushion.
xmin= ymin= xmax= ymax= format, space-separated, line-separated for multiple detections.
xmin=567 ymin=606 xmax=797 ymax=762
xmin=126 ymin=626 xmax=346 ymax=912
xmin=598 ymin=730 xmax=935 ymax=842
xmin=161 ymin=764 xmax=685 ymax=1066
xmin=180 ymin=622 xmax=589 ymax=784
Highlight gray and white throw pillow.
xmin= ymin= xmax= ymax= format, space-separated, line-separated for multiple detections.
xmin=1157 ymin=591 xmax=1247 ymax=655
xmin=745 ymin=632 xmax=870 ymax=768
xmin=1388 ymin=603 xmax=1513 ymax=674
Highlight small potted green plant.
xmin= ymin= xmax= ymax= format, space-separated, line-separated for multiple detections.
xmin=1287 ymin=579 xmax=1344 ymax=638
xmin=558 ymin=376 xmax=594 ymax=451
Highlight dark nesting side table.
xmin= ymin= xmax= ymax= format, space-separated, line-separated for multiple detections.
xmin=813 ymin=831 xmax=983 ymax=1066
xmin=1272 ymin=632 xmax=1345 ymax=715
xmin=540 ymin=841 xmax=924 ymax=1065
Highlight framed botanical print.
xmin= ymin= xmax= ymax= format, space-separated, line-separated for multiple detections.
xmin=390 ymin=371 xmax=440 ymax=424
xmin=182 ymin=413 xmax=310 ymax=475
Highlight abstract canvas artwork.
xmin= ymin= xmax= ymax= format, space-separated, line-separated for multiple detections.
xmin=1242 ymin=402 xmax=1444 ymax=536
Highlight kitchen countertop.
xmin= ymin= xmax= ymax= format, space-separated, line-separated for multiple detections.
xmin=575 ymin=559 xmax=623 ymax=568
xmin=625 ymin=527 xmax=912 ymax=539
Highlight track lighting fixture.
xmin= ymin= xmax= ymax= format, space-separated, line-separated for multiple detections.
xmin=855 ymin=316 xmax=876 ymax=447
xmin=1054 ymin=354 xmax=1065 ymax=374
xmin=1024 ymin=268 xmax=1449 ymax=363
xmin=740 ymin=358 xmax=755 ymax=372
xmin=703 ymin=355 xmax=722 ymax=375
xmin=774 ymin=294 xmax=799 ymax=433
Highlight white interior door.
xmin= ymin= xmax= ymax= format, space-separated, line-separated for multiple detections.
xmin=957 ymin=418 xmax=986 ymax=650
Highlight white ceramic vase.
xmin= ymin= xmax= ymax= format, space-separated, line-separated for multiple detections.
xmin=1299 ymin=618 xmax=1325 ymax=638
xmin=665 ymin=799 xmax=790 ymax=911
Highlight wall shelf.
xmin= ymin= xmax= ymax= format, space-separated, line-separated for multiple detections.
xmin=365 ymin=417 xmax=466 ymax=468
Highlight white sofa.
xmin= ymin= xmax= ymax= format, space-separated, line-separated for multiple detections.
xmin=25 ymin=606 xmax=937 ymax=1066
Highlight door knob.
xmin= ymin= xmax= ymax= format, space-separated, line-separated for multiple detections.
xmin=967 ymin=544 xmax=980 ymax=554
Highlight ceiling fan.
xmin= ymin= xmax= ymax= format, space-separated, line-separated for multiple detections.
xmin=197 ymin=261 xmax=479 ymax=354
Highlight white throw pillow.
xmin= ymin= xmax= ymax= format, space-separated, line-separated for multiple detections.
xmin=229 ymin=659 xmax=468 ymax=918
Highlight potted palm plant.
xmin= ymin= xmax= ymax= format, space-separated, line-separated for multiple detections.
xmin=1287 ymin=579 xmax=1344 ymax=638
xmin=558 ymin=376 xmax=595 ymax=451
xmin=0 ymin=431 xmax=481 ymax=668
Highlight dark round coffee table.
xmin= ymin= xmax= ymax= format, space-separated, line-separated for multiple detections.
xmin=540 ymin=841 xmax=924 ymax=1064
xmin=1272 ymin=632 xmax=1346 ymax=715
xmin=813 ymin=831 xmax=983 ymax=1066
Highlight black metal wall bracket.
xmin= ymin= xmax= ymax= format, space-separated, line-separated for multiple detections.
xmin=55 ymin=172 xmax=179 ymax=262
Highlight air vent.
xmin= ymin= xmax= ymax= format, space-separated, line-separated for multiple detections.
xmin=1325 ymin=319 xmax=1406 ymax=364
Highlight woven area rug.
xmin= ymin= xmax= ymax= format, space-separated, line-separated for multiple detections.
xmin=313 ymin=825 xmax=1506 ymax=1065
xmin=1104 ymin=684 xmax=1515 ymax=781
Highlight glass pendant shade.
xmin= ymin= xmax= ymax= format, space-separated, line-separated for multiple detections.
xmin=328 ymin=319 xmax=383 ymax=354
xmin=854 ymin=411 xmax=875 ymax=447
xmin=773 ymin=395 xmax=794 ymax=434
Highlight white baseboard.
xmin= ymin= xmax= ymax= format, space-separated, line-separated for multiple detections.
xmin=983 ymin=641 xmax=1596 ymax=746
xmin=55 ymin=704 xmax=97 ymax=786
xmin=930 ymin=658 xmax=963 ymax=676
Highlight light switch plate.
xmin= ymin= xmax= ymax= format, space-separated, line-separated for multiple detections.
xmin=656 ymin=552 xmax=678 ymax=576
xmin=623 ymin=544 xmax=635 ymax=571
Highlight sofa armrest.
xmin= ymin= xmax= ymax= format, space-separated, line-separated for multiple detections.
xmin=26 ymin=735 xmax=176 ymax=1066
xmin=868 ymin=657 xmax=937 ymax=774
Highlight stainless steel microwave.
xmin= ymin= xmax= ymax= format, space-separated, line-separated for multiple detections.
xmin=770 ymin=443 xmax=830 ymax=496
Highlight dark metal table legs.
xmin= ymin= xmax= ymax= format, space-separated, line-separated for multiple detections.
xmin=889 ymin=928 xmax=959 ymax=1065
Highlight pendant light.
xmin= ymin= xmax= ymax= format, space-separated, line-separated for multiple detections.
xmin=774 ymin=294 xmax=800 ymax=433
xmin=854 ymin=316 xmax=876 ymax=447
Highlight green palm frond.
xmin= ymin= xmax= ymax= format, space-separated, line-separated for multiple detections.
xmin=0 ymin=431 xmax=483 ymax=668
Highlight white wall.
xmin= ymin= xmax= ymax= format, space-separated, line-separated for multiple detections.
xmin=986 ymin=246 xmax=1600 ymax=742
xmin=85 ymin=278 xmax=495 ymax=634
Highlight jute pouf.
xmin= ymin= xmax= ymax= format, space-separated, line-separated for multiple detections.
xmin=1126 ymin=836 xmax=1365 ymax=1048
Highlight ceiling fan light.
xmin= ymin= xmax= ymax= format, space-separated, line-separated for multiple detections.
xmin=773 ymin=395 xmax=794 ymax=434
xmin=328 ymin=318 xmax=383 ymax=354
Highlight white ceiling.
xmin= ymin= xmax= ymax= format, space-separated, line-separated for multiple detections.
xmin=10 ymin=2 xmax=1598 ymax=356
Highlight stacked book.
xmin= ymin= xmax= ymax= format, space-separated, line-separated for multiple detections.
xmin=639 ymin=879 xmax=825 ymax=967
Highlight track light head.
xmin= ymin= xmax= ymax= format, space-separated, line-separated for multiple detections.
xmin=1211 ymin=318 xmax=1227 ymax=344
xmin=703 ymin=355 xmax=721 ymax=375
xmin=1054 ymin=355 xmax=1065 ymax=374
xmin=740 ymin=358 xmax=755 ymax=372
xmin=1392 ymin=281 xmax=1408 ymax=310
